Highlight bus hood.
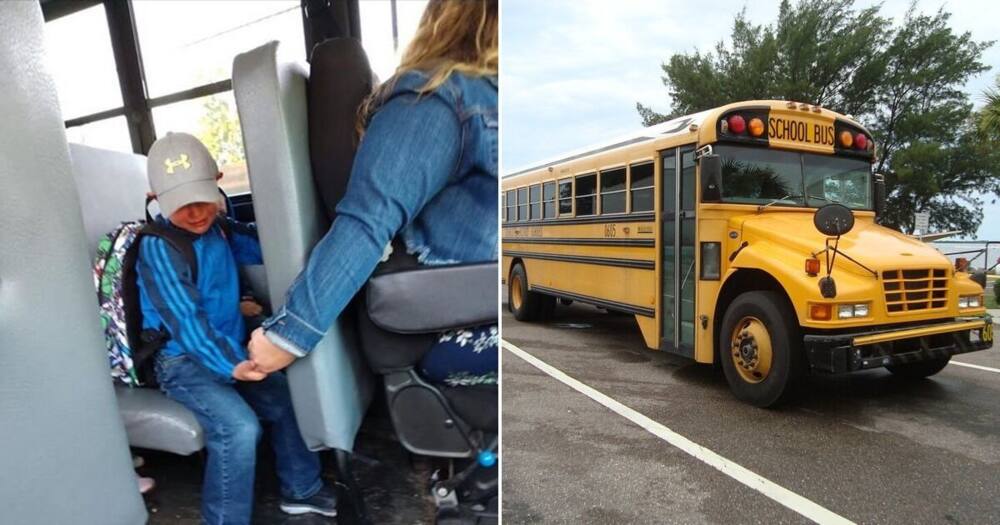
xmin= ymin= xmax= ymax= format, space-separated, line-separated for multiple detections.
xmin=732 ymin=211 xmax=948 ymax=273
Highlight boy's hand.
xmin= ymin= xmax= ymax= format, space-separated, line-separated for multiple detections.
xmin=232 ymin=360 xmax=267 ymax=382
xmin=248 ymin=327 xmax=297 ymax=373
xmin=240 ymin=299 xmax=264 ymax=317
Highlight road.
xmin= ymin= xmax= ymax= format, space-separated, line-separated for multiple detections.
xmin=501 ymin=296 xmax=1000 ymax=524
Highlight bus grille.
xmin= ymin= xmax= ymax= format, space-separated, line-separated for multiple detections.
xmin=882 ymin=269 xmax=948 ymax=314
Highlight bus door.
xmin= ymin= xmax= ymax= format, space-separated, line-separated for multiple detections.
xmin=660 ymin=146 xmax=697 ymax=357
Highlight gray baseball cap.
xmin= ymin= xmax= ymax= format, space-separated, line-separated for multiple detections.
xmin=147 ymin=132 xmax=219 ymax=218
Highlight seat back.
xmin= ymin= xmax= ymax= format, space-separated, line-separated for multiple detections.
xmin=233 ymin=41 xmax=374 ymax=452
xmin=0 ymin=3 xmax=147 ymax=523
xmin=307 ymin=38 xmax=374 ymax=221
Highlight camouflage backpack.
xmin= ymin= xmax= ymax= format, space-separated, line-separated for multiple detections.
xmin=93 ymin=220 xmax=198 ymax=386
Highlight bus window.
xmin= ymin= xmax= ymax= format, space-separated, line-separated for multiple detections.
xmin=600 ymin=167 xmax=626 ymax=214
xmin=679 ymin=148 xmax=697 ymax=349
xmin=542 ymin=181 xmax=556 ymax=218
xmin=517 ymin=187 xmax=528 ymax=221
xmin=133 ymin=2 xmax=305 ymax=98
xmin=501 ymin=193 xmax=506 ymax=223
xmin=44 ymin=5 xmax=130 ymax=152
xmin=506 ymin=189 xmax=516 ymax=222
xmin=630 ymin=161 xmax=654 ymax=213
xmin=717 ymin=145 xmax=802 ymax=205
xmin=575 ymin=173 xmax=596 ymax=216
xmin=529 ymin=184 xmax=541 ymax=220
xmin=558 ymin=178 xmax=573 ymax=215
xmin=803 ymin=154 xmax=872 ymax=209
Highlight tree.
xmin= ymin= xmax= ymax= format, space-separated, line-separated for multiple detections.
xmin=198 ymin=95 xmax=244 ymax=167
xmin=637 ymin=0 xmax=997 ymax=236
xmin=982 ymin=75 xmax=1000 ymax=137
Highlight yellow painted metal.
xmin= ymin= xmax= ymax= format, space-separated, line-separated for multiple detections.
xmin=852 ymin=319 xmax=986 ymax=346
xmin=730 ymin=316 xmax=773 ymax=384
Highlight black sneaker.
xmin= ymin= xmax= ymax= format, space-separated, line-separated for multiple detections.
xmin=279 ymin=485 xmax=337 ymax=517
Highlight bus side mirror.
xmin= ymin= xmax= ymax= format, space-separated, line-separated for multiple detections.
xmin=701 ymin=154 xmax=722 ymax=202
xmin=873 ymin=173 xmax=886 ymax=218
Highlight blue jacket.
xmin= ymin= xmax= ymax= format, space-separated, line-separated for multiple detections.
xmin=136 ymin=216 xmax=263 ymax=382
xmin=262 ymin=70 xmax=498 ymax=356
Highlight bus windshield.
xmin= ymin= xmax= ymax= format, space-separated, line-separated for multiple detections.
xmin=716 ymin=144 xmax=872 ymax=209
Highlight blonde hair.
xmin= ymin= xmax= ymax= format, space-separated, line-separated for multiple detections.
xmin=357 ymin=0 xmax=498 ymax=136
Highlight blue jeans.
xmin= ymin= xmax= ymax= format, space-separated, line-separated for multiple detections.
xmin=156 ymin=353 xmax=323 ymax=525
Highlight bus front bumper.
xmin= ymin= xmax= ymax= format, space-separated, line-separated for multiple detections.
xmin=803 ymin=316 xmax=993 ymax=374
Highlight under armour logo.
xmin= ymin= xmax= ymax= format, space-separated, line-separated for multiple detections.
xmin=164 ymin=154 xmax=191 ymax=174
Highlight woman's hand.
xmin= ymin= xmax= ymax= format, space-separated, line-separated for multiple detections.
xmin=248 ymin=327 xmax=297 ymax=373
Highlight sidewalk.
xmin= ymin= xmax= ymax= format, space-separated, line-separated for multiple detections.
xmin=988 ymin=309 xmax=1000 ymax=324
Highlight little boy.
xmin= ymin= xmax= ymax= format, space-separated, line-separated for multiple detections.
xmin=136 ymin=132 xmax=336 ymax=524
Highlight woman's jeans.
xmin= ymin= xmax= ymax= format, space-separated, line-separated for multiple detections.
xmin=155 ymin=353 xmax=323 ymax=525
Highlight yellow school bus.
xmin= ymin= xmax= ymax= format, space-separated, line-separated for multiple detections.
xmin=501 ymin=100 xmax=993 ymax=407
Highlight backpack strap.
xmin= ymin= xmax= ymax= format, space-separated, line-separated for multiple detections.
xmin=121 ymin=222 xmax=200 ymax=378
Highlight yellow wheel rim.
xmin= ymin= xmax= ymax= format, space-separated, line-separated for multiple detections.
xmin=511 ymin=273 xmax=524 ymax=311
xmin=730 ymin=316 xmax=773 ymax=384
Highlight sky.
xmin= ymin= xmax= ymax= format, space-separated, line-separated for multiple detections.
xmin=501 ymin=0 xmax=1000 ymax=240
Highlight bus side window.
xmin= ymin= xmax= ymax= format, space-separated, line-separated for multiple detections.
xmin=630 ymin=161 xmax=654 ymax=213
xmin=558 ymin=178 xmax=573 ymax=216
xmin=505 ymin=189 xmax=515 ymax=222
xmin=529 ymin=184 xmax=541 ymax=220
xmin=575 ymin=173 xmax=596 ymax=216
xmin=517 ymin=187 xmax=528 ymax=221
xmin=600 ymin=167 xmax=626 ymax=214
xmin=543 ymin=181 xmax=556 ymax=218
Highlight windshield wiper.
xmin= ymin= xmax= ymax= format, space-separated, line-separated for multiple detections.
xmin=756 ymin=194 xmax=802 ymax=213
xmin=757 ymin=193 xmax=835 ymax=213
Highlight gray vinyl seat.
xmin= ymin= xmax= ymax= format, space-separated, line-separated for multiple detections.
xmin=68 ymin=143 xmax=204 ymax=456
xmin=1 ymin=3 xmax=147 ymax=522
xmin=232 ymin=41 xmax=374 ymax=453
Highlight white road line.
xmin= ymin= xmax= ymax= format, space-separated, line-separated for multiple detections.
xmin=950 ymin=361 xmax=1000 ymax=374
xmin=503 ymin=339 xmax=855 ymax=525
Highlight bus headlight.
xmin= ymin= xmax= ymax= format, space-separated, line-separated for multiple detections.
xmin=959 ymin=295 xmax=982 ymax=309
xmin=837 ymin=303 xmax=870 ymax=319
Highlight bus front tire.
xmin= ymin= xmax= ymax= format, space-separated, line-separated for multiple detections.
xmin=508 ymin=263 xmax=554 ymax=322
xmin=718 ymin=291 xmax=803 ymax=408
xmin=886 ymin=357 xmax=950 ymax=379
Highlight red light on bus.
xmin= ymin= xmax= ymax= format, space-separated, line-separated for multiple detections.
xmin=748 ymin=117 xmax=764 ymax=137
xmin=838 ymin=131 xmax=853 ymax=148
xmin=727 ymin=115 xmax=746 ymax=134
xmin=854 ymin=133 xmax=867 ymax=150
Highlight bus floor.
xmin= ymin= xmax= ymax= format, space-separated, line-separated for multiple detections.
xmin=501 ymin=291 xmax=1000 ymax=524
xmin=138 ymin=396 xmax=438 ymax=524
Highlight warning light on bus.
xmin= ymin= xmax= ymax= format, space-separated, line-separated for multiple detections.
xmin=748 ymin=117 xmax=764 ymax=137
xmin=727 ymin=115 xmax=746 ymax=134
xmin=854 ymin=133 xmax=868 ymax=150
xmin=809 ymin=303 xmax=832 ymax=321
xmin=838 ymin=130 xmax=853 ymax=148
xmin=805 ymin=257 xmax=821 ymax=276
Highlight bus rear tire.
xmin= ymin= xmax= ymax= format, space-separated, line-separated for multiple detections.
xmin=718 ymin=291 xmax=802 ymax=408
xmin=886 ymin=357 xmax=950 ymax=379
xmin=509 ymin=263 xmax=554 ymax=322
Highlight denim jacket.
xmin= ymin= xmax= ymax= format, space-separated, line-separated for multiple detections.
xmin=262 ymin=70 xmax=498 ymax=356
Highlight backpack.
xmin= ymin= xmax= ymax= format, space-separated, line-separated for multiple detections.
xmin=93 ymin=203 xmax=200 ymax=386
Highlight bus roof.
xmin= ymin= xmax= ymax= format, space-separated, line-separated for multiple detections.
xmin=503 ymin=110 xmax=711 ymax=178
xmin=503 ymin=100 xmax=871 ymax=180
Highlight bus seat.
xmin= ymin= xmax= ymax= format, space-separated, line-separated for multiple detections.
xmin=232 ymin=40 xmax=375 ymax=454
xmin=0 ymin=3 xmax=147 ymax=523
xmin=68 ymin=143 xmax=206 ymax=456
